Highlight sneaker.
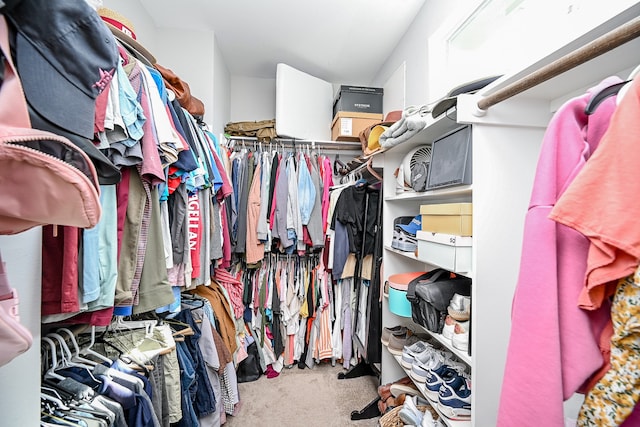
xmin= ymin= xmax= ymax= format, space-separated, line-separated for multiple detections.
xmin=451 ymin=322 xmax=469 ymax=352
xmin=423 ymin=364 xmax=467 ymax=402
xmin=410 ymin=351 xmax=446 ymax=383
xmin=447 ymin=293 xmax=471 ymax=321
xmin=396 ymin=214 xmax=422 ymax=236
xmin=381 ymin=325 xmax=407 ymax=347
xmin=437 ymin=374 xmax=472 ymax=420
xmin=398 ymin=395 xmax=424 ymax=426
xmin=442 ymin=315 xmax=456 ymax=340
xmin=420 ymin=410 xmax=438 ymax=427
xmin=391 ymin=229 xmax=417 ymax=252
xmin=401 ymin=340 xmax=432 ymax=368
xmin=388 ymin=331 xmax=416 ymax=356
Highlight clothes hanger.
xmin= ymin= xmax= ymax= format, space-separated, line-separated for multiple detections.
xmin=584 ymin=79 xmax=629 ymax=115
xmin=79 ymin=326 xmax=114 ymax=365
xmin=42 ymin=337 xmax=66 ymax=381
xmin=40 ymin=389 xmax=70 ymax=411
xmin=333 ymin=155 xmax=348 ymax=176
xmin=57 ymin=328 xmax=99 ymax=367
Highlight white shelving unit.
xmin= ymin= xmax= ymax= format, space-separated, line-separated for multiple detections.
xmin=377 ymin=6 xmax=640 ymax=426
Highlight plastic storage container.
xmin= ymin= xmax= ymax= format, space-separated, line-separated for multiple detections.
xmin=387 ymin=271 xmax=427 ymax=318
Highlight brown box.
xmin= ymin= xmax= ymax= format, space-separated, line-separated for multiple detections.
xmin=331 ymin=111 xmax=383 ymax=141
xmin=420 ymin=203 xmax=473 ymax=236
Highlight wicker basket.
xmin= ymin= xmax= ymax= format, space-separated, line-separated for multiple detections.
xmin=379 ymin=404 xmax=437 ymax=427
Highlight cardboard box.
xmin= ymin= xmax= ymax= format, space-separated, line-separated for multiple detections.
xmin=420 ymin=203 xmax=473 ymax=236
xmin=331 ymin=111 xmax=383 ymax=141
xmin=333 ymin=85 xmax=383 ymax=118
xmin=416 ymin=231 xmax=472 ymax=273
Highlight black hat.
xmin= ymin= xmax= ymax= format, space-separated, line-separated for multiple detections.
xmin=6 ymin=0 xmax=119 ymax=140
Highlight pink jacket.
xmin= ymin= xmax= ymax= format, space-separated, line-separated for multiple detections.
xmin=497 ymin=77 xmax=620 ymax=427
xmin=550 ymin=76 xmax=640 ymax=426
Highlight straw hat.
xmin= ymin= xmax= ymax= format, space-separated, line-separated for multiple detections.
xmin=98 ymin=7 xmax=157 ymax=65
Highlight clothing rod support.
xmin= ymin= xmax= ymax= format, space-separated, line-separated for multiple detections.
xmin=477 ymin=15 xmax=640 ymax=111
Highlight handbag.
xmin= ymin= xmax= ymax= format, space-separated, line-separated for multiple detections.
xmin=0 ymin=16 xmax=101 ymax=235
xmin=0 ymin=252 xmax=32 ymax=367
xmin=236 ymin=341 xmax=262 ymax=383
xmin=405 ymin=268 xmax=471 ymax=334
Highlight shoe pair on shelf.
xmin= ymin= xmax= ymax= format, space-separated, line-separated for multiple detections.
xmin=398 ymin=395 xmax=445 ymax=427
xmin=443 ymin=293 xmax=471 ymax=351
xmin=424 ymin=363 xmax=472 ymax=421
xmin=391 ymin=215 xmax=422 ymax=252
xmin=383 ymin=326 xmax=426 ymax=357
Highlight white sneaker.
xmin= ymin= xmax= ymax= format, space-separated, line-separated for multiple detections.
xmin=452 ymin=322 xmax=469 ymax=352
xmin=421 ymin=410 xmax=436 ymax=427
xmin=441 ymin=315 xmax=456 ymax=340
xmin=399 ymin=396 xmax=424 ymax=426
xmin=447 ymin=293 xmax=471 ymax=321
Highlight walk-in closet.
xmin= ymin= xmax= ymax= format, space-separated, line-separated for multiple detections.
xmin=2 ymin=1 xmax=640 ymax=427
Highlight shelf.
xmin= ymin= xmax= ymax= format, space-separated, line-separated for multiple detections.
xmin=385 ymin=245 xmax=474 ymax=279
xmin=415 ymin=326 xmax=472 ymax=366
xmin=391 ymin=353 xmax=471 ymax=427
xmin=385 ymin=185 xmax=472 ymax=202
xmin=384 ymin=244 xmax=419 ymax=261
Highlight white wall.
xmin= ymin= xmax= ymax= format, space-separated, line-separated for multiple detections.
xmin=229 ymin=76 xmax=276 ymax=123
xmin=371 ymin=0 xmax=465 ymax=107
xmin=212 ymin=34 xmax=231 ymax=138
xmin=154 ymin=28 xmax=216 ymax=126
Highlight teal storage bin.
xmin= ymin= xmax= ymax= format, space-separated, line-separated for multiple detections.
xmin=388 ymin=271 xmax=428 ymax=318
xmin=388 ymin=286 xmax=412 ymax=318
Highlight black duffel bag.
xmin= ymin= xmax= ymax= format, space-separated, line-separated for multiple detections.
xmin=406 ymin=268 xmax=471 ymax=334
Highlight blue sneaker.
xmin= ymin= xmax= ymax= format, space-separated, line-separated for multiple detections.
xmin=423 ymin=364 xmax=460 ymax=402
xmin=437 ymin=374 xmax=471 ymax=420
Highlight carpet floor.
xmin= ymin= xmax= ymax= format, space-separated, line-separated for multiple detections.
xmin=224 ymin=362 xmax=381 ymax=427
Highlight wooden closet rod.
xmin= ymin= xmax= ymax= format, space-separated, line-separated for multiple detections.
xmin=477 ymin=15 xmax=640 ymax=111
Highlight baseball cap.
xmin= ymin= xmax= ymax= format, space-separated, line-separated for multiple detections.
xmin=396 ymin=215 xmax=422 ymax=236
xmin=5 ymin=0 xmax=119 ymax=140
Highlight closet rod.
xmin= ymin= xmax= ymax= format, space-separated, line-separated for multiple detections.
xmin=225 ymin=136 xmax=361 ymax=151
xmin=477 ymin=15 xmax=640 ymax=111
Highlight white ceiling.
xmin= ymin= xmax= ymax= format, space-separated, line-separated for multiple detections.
xmin=140 ymin=0 xmax=426 ymax=84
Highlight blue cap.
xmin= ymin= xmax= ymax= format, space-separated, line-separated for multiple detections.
xmin=396 ymin=215 xmax=422 ymax=236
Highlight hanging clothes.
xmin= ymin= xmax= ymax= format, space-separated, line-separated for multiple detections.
xmin=497 ymin=76 xmax=623 ymax=427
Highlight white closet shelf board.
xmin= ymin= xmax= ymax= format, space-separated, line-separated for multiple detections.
xmin=384 ymin=245 xmax=418 ymax=261
xmin=275 ymin=63 xmax=333 ymax=141
xmin=385 ymin=186 xmax=472 ymax=202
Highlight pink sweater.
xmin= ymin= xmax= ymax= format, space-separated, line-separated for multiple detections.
xmin=497 ymin=77 xmax=621 ymax=427
xmin=551 ymin=76 xmax=640 ymax=427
